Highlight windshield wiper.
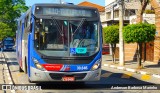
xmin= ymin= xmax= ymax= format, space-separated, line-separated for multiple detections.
xmin=71 ymin=18 xmax=86 ymax=46
xmin=73 ymin=18 xmax=86 ymax=35
xmin=51 ymin=17 xmax=63 ymax=36
xmin=51 ymin=17 xmax=65 ymax=49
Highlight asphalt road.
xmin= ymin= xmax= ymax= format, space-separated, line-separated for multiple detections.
xmin=1 ymin=51 xmax=160 ymax=93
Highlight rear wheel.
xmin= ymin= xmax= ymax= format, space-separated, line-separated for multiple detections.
xmin=24 ymin=58 xmax=27 ymax=74
xmin=19 ymin=66 xmax=23 ymax=72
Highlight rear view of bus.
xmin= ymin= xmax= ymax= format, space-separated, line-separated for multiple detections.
xmin=2 ymin=37 xmax=15 ymax=51
xmin=17 ymin=4 xmax=102 ymax=82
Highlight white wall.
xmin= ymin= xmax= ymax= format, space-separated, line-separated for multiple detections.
xmin=130 ymin=14 xmax=155 ymax=24
xmin=143 ymin=14 xmax=155 ymax=24
xmin=100 ymin=12 xmax=106 ymax=22
xmin=105 ymin=0 xmax=116 ymax=6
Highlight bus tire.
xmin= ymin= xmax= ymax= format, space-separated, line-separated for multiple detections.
xmin=24 ymin=57 xmax=27 ymax=74
xmin=28 ymin=78 xmax=33 ymax=83
xmin=19 ymin=66 xmax=23 ymax=72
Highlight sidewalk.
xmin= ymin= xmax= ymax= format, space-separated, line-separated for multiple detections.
xmin=102 ymin=54 xmax=160 ymax=78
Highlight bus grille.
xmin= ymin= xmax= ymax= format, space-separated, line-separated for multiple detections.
xmin=43 ymin=59 xmax=92 ymax=64
xmin=49 ymin=73 xmax=87 ymax=80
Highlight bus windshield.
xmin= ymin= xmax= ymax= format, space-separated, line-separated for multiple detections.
xmin=34 ymin=18 xmax=99 ymax=57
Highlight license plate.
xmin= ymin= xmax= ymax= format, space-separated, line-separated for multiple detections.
xmin=62 ymin=76 xmax=75 ymax=81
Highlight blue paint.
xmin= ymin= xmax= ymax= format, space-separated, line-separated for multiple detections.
xmin=70 ymin=48 xmax=76 ymax=54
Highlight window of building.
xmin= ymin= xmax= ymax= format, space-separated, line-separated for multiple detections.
xmin=114 ymin=10 xmax=119 ymax=18
xmin=106 ymin=12 xmax=111 ymax=19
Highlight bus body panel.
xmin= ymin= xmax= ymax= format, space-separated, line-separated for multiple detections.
xmin=28 ymin=49 xmax=102 ymax=82
xmin=28 ymin=33 xmax=31 ymax=77
xmin=28 ymin=15 xmax=36 ymax=76
xmin=17 ymin=17 xmax=25 ymax=70
xmin=29 ymin=50 xmax=102 ymax=71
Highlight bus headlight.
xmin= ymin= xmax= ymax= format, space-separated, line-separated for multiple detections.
xmin=91 ymin=59 xmax=101 ymax=71
xmin=32 ymin=58 xmax=45 ymax=71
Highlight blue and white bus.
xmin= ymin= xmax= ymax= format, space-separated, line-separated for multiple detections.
xmin=16 ymin=3 xmax=102 ymax=82
xmin=1 ymin=37 xmax=15 ymax=51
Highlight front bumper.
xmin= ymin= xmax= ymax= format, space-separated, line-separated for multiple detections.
xmin=29 ymin=67 xmax=101 ymax=82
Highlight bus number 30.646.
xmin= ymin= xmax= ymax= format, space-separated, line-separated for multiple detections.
xmin=77 ymin=66 xmax=88 ymax=70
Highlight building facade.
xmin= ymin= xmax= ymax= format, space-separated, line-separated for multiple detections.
xmin=104 ymin=0 xmax=156 ymax=63
xmin=78 ymin=1 xmax=105 ymax=25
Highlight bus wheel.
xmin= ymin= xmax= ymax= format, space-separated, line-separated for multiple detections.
xmin=28 ymin=78 xmax=33 ymax=83
xmin=24 ymin=58 xmax=27 ymax=74
xmin=19 ymin=66 xmax=23 ymax=72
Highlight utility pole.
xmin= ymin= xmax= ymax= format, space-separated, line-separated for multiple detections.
xmin=119 ymin=0 xmax=124 ymax=66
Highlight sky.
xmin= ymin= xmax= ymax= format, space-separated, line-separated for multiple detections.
xmin=25 ymin=0 xmax=105 ymax=6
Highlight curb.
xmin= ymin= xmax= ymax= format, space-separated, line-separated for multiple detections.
xmin=125 ymin=68 xmax=136 ymax=73
xmin=104 ymin=63 xmax=160 ymax=78
xmin=117 ymin=66 xmax=125 ymax=70
xmin=138 ymin=71 xmax=147 ymax=75
xmin=152 ymin=74 xmax=160 ymax=78
xmin=104 ymin=64 xmax=109 ymax=67
xmin=110 ymin=65 xmax=116 ymax=68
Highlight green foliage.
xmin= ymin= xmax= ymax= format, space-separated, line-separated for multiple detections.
xmin=103 ymin=25 xmax=119 ymax=63
xmin=0 ymin=22 xmax=13 ymax=40
xmin=123 ymin=23 xmax=156 ymax=43
xmin=144 ymin=9 xmax=155 ymax=14
xmin=0 ymin=0 xmax=28 ymax=39
xmin=103 ymin=25 xmax=119 ymax=44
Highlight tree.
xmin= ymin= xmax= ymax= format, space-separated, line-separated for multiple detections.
xmin=134 ymin=0 xmax=160 ymax=64
xmin=0 ymin=22 xmax=13 ymax=40
xmin=0 ymin=0 xmax=28 ymax=39
xmin=123 ymin=23 xmax=156 ymax=68
xmin=103 ymin=25 xmax=119 ymax=63
xmin=136 ymin=0 xmax=150 ymax=23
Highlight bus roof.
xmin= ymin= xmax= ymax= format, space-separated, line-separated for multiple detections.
xmin=17 ymin=3 xmax=99 ymax=22
xmin=33 ymin=3 xmax=98 ymax=10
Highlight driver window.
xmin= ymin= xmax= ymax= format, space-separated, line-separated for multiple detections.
xmin=48 ymin=22 xmax=58 ymax=44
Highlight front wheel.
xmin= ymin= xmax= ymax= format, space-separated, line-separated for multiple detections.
xmin=28 ymin=78 xmax=33 ymax=83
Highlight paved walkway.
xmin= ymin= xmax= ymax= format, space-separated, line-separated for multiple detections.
xmin=0 ymin=52 xmax=8 ymax=92
xmin=0 ymin=52 xmax=16 ymax=93
xmin=102 ymin=54 xmax=160 ymax=79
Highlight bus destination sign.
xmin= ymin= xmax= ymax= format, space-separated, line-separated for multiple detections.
xmin=35 ymin=7 xmax=97 ymax=17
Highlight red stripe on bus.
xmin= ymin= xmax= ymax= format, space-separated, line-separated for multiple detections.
xmin=42 ymin=64 xmax=63 ymax=71
xmin=19 ymin=58 xmax=22 ymax=67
